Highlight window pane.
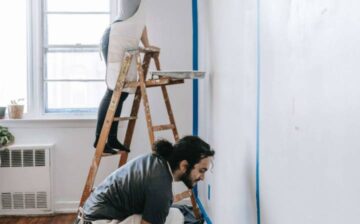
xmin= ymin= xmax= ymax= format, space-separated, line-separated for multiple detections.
xmin=47 ymin=14 xmax=109 ymax=45
xmin=0 ymin=0 xmax=27 ymax=108
xmin=46 ymin=82 xmax=106 ymax=111
xmin=47 ymin=52 xmax=106 ymax=80
xmin=47 ymin=0 xmax=110 ymax=12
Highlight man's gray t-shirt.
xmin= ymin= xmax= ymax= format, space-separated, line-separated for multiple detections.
xmin=83 ymin=154 xmax=173 ymax=224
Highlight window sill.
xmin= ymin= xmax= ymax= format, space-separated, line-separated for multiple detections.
xmin=0 ymin=114 xmax=98 ymax=128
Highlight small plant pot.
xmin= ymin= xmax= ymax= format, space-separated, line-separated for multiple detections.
xmin=8 ymin=105 xmax=24 ymax=119
xmin=0 ymin=107 xmax=6 ymax=119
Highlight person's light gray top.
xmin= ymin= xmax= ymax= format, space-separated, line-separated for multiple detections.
xmin=117 ymin=0 xmax=141 ymax=21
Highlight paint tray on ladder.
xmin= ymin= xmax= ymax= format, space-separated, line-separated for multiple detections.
xmin=151 ymin=71 xmax=205 ymax=79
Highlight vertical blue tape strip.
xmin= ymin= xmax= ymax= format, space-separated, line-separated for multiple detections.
xmin=196 ymin=197 xmax=212 ymax=224
xmin=256 ymin=0 xmax=261 ymax=223
xmin=192 ymin=0 xmax=199 ymax=138
xmin=192 ymin=0 xmax=199 ymax=199
xmin=192 ymin=0 xmax=199 ymax=200
xmin=192 ymin=0 xmax=213 ymax=224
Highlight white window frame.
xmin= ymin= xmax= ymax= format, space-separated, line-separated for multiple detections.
xmin=26 ymin=0 xmax=119 ymax=119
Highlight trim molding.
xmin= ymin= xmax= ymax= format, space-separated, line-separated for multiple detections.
xmin=54 ymin=201 xmax=79 ymax=213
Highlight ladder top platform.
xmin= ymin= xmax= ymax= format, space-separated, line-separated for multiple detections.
xmin=151 ymin=71 xmax=205 ymax=79
xmin=125 ymin=47 xmax=160 ymax=55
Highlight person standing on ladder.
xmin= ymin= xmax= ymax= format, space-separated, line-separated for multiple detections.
xmin=94 ymin=0 xmax=152 ymax=154
xmin=76 ymin=136 xmax=215 ymax=224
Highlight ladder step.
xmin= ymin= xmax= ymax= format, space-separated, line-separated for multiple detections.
xmin=101 ymin=151 xmax=127 ymax=157
xmin=151 ymin=71 xmax=205 ymax=79
xmin=124 ymin=79 xmax=184 ymax=89
xmin=152 ymin=124 xmax=175 ymax=132
xmin=113 ymin=116 xmax=137 ymax=122
xmin=139 ymin=46 xmax=160 ymax=53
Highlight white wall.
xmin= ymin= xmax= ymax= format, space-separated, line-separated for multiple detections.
xmin=200 ymin=0 xmax=360 ymax=223
xmin=198 ymin=0 xmax=258 ymax=223
xmin=0 ymin=0 xmax=193 ymax=213
xmin=260 ymin=0 xmax=360 ymax=223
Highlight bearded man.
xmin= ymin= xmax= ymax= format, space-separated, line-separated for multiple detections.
xmin=78 ymin=136 xmax=215 ymax=224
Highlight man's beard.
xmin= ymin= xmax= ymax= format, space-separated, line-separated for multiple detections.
xmin=180 ymin=168 xmax=196 ymax=189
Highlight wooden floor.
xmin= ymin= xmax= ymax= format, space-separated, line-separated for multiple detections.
xmin=0 ymin=213 xmax=77 ymax=224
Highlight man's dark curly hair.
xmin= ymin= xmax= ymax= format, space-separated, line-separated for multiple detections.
xmin=153 ymin=136 xmax=215 ymax=171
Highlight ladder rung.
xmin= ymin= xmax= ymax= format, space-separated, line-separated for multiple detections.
xmin=113 ymin=116 xmax=137 ymax=122
xmin=125 ymin=48 xmax=140 ymax=55
xmin=152 ymin=124 xmax=175 ymax=132
xmin=148 ymin=79 xmax=184 ymax=87
xmin=101 ymin=151 xmax=127 ymax=157
xmin=124 ymin=79 xmax=184 ymax=89
xmin=151 ymin=71 xmax=205 ymax=79
xmin=125 ymin=47 xmax=159 ymax=55
xmin=139 ymin=46 xmax=160 ymax=53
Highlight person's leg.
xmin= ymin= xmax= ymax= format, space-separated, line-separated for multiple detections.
xmin=107 ymin=209 xmax=183 ymax=224
xmin=107 ymin=92 xmax=130 ymax=152
xmin=164 ymin=208 xmax=185 ymax=224
xmin=94 ymin=90 xmax=129 ymax=153
xmin=118 ymin=215 xmax=142 ymax=224
xmin=92 ymin=219 xmax=124 ymax=224
xmin=91 ymin=215 xmax=142 ymax=224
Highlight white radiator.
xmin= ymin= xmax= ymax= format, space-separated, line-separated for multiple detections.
xmin=0 ymin=144 xmax=53 ymax=215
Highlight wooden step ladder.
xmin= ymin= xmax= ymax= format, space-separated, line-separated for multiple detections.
xmin=78 ymin=47 xmax=201 ymax=219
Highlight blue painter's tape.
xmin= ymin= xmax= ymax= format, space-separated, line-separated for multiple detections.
xmin=193 ymin=185 xmax=198 ymax=198
xmin=192 ymin=0 xmax=199 ymax=199
xmin=208 ymin=184 xmax=211 ymax=200
xmin=192 ymin=0 xmax=198 ymax=71
xmin=192 ymin=0 xmax=199 ymax=138
xmin=256 ymin=0 xmax=261 ymax=223
xmin=192 ymin=0 xmax=213 ymax=224
xmin=193 ymin=79 xmax=199 ymax=137
xmin=196 ymin=196 xmax=212 ymax=224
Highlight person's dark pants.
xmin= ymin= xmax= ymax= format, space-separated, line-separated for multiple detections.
xmin=94 ymin=89 xmax=129 ymax=150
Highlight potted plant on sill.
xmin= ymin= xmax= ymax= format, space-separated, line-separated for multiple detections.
xmin=8 ymin=98 xmax=24 ymax=119
xmin=0 ymin=106 xmax=5 ymax=119
xmin=0 ymin=126 xmax=14 ymax=149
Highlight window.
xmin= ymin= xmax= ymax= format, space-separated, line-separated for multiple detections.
xmin=0 ymin=0 xmax=119 ymax=117
xmin=43 ymin=0 xmax=111 ymax=113
xmin=0 ymin=0 xmax=28 ymax=110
